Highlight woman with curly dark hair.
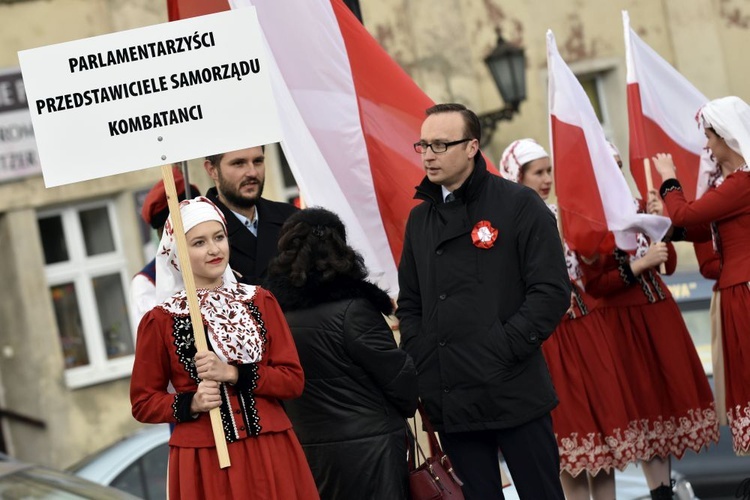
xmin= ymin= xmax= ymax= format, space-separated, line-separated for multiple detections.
xmin=265 ymin=207 xmax=418 ymax=500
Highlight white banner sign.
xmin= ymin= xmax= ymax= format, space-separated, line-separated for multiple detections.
xmin=18 ymin=7 xmax=281 ymax=187
xmin=0 ymin=69 xmax=41 ymax=183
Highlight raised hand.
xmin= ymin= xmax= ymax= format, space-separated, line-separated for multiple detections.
xmin=652 ymin=153 xmax=677 ymax=181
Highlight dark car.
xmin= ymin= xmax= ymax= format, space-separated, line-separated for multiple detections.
xmin=0 ymin=454 xmax=139 ymax=499
xmin=663 ymin=271 xmax=750 ymax=500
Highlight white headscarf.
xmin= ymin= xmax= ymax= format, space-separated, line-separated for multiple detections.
xmin=499 ymin=138 xmax=549 ymax=182
xmin=699 ymin=96 xmax=750 ymax=162
xmin=155 ymin=196 xmax=235 ymax=304
xmin=696 ymin=96 xmax=750 ymax=198
xmin=154 ymin=197 xmax=263 ymax=364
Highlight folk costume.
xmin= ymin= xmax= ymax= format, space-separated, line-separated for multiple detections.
xmin=660 ymin=96 xmax=750 ymax=454
xmin=130 ymin=197 xmax=318 ymax=500
xmin=580 ymin=227 xmax=719 ymax=461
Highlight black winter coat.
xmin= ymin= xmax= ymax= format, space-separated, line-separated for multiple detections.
xmin=206 ymin=187 xmax=298 ymax=285
xmin=266 ymin=275 xmax=418 ymax=500
xmin=396 ymin=155 xmax=571 ymax=432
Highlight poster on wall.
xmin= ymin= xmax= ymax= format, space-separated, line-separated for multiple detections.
xmin=18 ymin=7 xmax=281 ymax=187
xmin=0 ymin=68 xmax=42 ymax=183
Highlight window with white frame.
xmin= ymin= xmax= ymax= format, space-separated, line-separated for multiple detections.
xmin=38 ymin=200 xmax=135 ymax=388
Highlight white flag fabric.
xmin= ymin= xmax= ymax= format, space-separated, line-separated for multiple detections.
xmin=170 ymin=0 xmax=499 ymax=294
xmin=547 ymin=30 xmax=671 ymax=255
xmin=623 ymin=11 xmax=711 ymax=200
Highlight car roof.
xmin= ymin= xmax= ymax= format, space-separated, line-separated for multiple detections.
xmin=0 ymin=455 xmax=140 ymax=499
xmin=69 ymin=424 xmax=170 ymax=484
xmin=0 ymin=459 xmax=33 ymax=478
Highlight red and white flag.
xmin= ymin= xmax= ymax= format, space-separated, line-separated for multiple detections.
xmin=168 ymin=0 xmax=437 ymax=293
xmin=624 ymin=11 xmax=711 ymax=201
xmin=547 ymin=30 xmax=670 ymax=257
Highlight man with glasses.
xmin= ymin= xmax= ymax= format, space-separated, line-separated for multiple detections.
xmin=397 ymin=103 xmax=570 ymax=499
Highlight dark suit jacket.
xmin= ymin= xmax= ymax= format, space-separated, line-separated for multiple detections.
xmin=206 ymin=187 xmax=298 ymax=285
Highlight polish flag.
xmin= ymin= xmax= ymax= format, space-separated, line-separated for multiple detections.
xmin=547 ymin=30 xmax=670 ymax=257
xmin=167 ymin=0 xmax=438 ymax=294
xmin=624 ymin=11 xmax=710 ymax=201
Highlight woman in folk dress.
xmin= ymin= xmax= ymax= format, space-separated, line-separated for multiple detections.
xmin=130 ymin=196 xmax=318 ymax=500
xmin=654 ymin=95 xmax=750 ymax=455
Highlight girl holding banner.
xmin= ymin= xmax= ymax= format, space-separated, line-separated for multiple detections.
xmin=500 ymin=139 xmax=642 ymax=500
xmin=130 ymin=197 xmax=318 ymax=499
xmin=654 ymin=95 xmax=750 ymax=456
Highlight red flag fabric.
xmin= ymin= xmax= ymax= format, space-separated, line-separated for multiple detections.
xmin=166 ymin=0 xmax=227 ymax=21
xmin=167 ymin=0 xmax=500 ymax=293
xmin=547 ymin=30 xmax=670 ymax=257
xmin=624 ymin=11 xmax=709 ymax=201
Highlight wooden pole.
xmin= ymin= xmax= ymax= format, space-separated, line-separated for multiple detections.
xmin=644 ymin=157 xmax=655 ymax=194
xmin=644 ymin=158 xmax=666 ymax=275
xmin=161 ymin=165 xmax=231 ymax=469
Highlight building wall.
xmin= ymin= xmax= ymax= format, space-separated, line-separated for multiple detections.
xmin=0 ymin=0 xmax=747 ymax=470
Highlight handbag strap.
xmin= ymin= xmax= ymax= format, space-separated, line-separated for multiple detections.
xmin=409 ymin=402 xmax=465 ymax=487
xmin=416 ymin=401 xmax=445 ymax=457
xmin=405 ymin=418 xmax=429 ymax=469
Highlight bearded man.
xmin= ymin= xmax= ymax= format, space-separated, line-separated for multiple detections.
xmin=204 ymin=146 xmax=298 ymax=285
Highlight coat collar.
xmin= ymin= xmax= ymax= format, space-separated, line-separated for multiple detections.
xmin=413 ymin=153 xmax=489 ymax=205
xmin=266 ymin=275 xmax=394 ymax=315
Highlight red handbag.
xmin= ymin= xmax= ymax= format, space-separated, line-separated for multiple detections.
xmin=407 ymin=402 xmax=465 ymax=500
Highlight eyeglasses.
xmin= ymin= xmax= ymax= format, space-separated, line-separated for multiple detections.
xmin=413 ymin=138 xmax=471 ymax=154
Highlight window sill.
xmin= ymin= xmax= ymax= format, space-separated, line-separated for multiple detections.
xmin=64 ymin=356 xmax=134 ymax=389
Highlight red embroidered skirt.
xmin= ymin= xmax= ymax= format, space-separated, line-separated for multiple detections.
xmin=719 ymin=283 xmax=750 ymax=454
xmin=168 ymin=429 xmax=319 ymax=500
xmin=544 ymin=310 xmax=643 ymax=476
xmin=596 ymin=298 xmax=719 ymax=461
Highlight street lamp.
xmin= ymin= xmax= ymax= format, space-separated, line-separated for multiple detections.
xmin=479 ymin=29 xmax=527 ymax=147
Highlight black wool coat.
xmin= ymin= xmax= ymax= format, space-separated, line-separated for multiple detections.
xmin=396 ymin=154 xmax=571 ymax=433
xmin=266 ymin=275 xmax=418 ymax=500
xmin=206 ymin=187 xmax=298 ymax=285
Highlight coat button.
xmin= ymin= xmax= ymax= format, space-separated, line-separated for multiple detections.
xmin=529 ymin=333 xmax=538 ymax=342
xmin=443 ymin=387 xmax=451 ymax=393
xmin=439 ymin=341 xmax=446 ymax=347
xmin=239 ymin=426 xmax=246 ymax=431
xmin=436 ymin=248 xmax=444 ymax=255
xmin=439 ymin=293 xmax=447 ymax=300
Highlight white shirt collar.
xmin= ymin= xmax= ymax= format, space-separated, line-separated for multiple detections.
xmin=231 ymin=208 xmax=259 ymax=237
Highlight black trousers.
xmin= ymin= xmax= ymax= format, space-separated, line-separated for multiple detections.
xmin=438 ymin=413 xmax=564 ymax=500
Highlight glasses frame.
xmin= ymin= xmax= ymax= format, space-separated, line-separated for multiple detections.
xmin=413 ymin=138 xmax=472 ymax=154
